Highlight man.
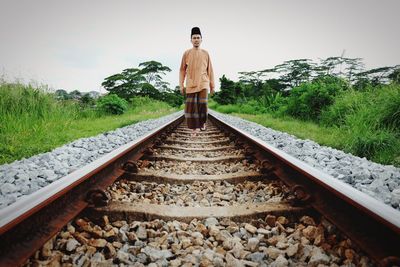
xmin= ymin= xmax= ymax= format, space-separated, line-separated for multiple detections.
xmin=179 ymin=26 xmax=215 ymax=136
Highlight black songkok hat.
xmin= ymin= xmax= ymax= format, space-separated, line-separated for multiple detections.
xmin=191 ymin=27 xmax=202 ymax=37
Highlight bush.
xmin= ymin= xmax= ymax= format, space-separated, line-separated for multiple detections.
xmin=96 ymin=94 xmax=128 ymax=115
xmin=239 ymin=100 xmax=267 ymax=114
xmin=321 ymin=83 xmax=400 ymax=131
xmin=320 ymin=89 xmax=365 ymax=127
xmin=286 ymin=76 xmax=347 ymax=120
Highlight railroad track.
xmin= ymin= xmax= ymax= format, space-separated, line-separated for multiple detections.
xmin=0 ymin=112 xmax=399 ymax=266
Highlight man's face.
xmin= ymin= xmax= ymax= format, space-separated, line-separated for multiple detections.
xmin=191 ymin=34 xmax=202 ymax=47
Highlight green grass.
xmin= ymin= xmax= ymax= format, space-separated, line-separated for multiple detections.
xmin=227 ymin=112 xmax=349 ymax=150
xmin=210 ymin=92 xmax=400 ymax=167
xmin=0 ymin=82 xmax=180 ymax=164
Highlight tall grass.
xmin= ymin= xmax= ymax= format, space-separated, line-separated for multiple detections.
xmin=0 ymin=81 xmax=178 ymax=164
xmin=210 ymin=83 xmax=400 ymax=166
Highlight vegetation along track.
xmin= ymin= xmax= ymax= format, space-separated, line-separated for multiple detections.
xmin=0 ymin=113 xmax=399 ymax=266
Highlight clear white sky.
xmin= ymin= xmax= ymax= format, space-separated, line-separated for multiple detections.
xmin=0 ymin=0 xmax=399 ymax=93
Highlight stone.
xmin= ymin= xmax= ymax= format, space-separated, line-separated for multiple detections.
xmin=89 ymin=238 xmax=107 ymax=248
xmin=247 ymin=237 xmax=259 ymax=252
xmin=213 ymin=256 xmax=225 ymax=267
xmin=300 ymin=216 xmax=316 ymax=226
xmin=209 ymin=225 xmax=220 ymax=236
xmin=223 ymin=236 xmax=241 ymax=251
xmin=285 ymin=243 xmax=299 ymax=257
xmin=1 ymin=183 xmax=17 ymax=194
xmin=181 ymin=238 xmax=192 ymax=249
xmin=231 ymin=241 xmax=244 ymax=259
xmin=141 ymin=246 xmax=173 ymax=261
xmin=244 ymin=223 xmax=257 ymax=234
xmin=246 ymin=252 xmax=266 ymax=262
xmin=302 ymin=226 xmax=318 ymax=240
xmin=105 ymin=242 xmax=117 ymax=257
xmin=266 ymin=246 xmax=284 ymax=259
xmin=66 ymin=238 xmax=80 ymax=252
xmin=345 ymin=248 xmax=355 ymax=261
xmin=272 ymin=254 xmax=288 ymax=267
xmin=309 ymin=247 xmax=330 ymax=265
xmin=276 ymin=241 xmax=289 ymax=249
xmin=136 ymin=225 xmax=147 ymax=240
xmin=116 ymin=250 xmax=130 ymax=264
xmin=216 ymin=230 xmax=233 ymax=242
xmin=276 ymin=216 xmax=288 ymax=225
xmin=257 ymin=228 xmax=271 ymax=236
xmin=205 ymin=217 xmax=219 ymax=227
xmin=196 ymin=223 xmax=208 ymax=236
xmin=170 ymin=258 xmax=182 ymax=267
xmin=226 ymin=252 xmax=245 ymax=267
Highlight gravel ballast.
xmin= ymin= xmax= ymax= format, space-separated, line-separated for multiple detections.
xmin=0 ymin=111 xmax=182 ymax=208
xmin=1 ymin=109 xmax=399 ymax=211
xmin=209 ymin=110 xmax=400 ymax=210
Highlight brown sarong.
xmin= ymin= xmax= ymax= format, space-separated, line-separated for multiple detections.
xmin=184 ymin=89 xmax=208 ymax=129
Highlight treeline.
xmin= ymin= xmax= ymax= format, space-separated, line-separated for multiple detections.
xmin=213 ymin=57 xmax=399 ymax=106
xmin=101 ymin=60 xmax=184 ymax=109
xmin=212 ymin=57 xmax=400 ymax=165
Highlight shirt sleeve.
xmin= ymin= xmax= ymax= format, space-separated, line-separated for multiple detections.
xmin=179 ymin=51 xmax=187 ymax=89
xmin=207 ymin=52 xmax=215 ymax=90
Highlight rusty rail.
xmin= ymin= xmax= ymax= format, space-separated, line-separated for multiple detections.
xmin=1 ymin=110 xmax=399 ymax=266
xmin=0 ymin=114 xmax=184 ymax=267
xmin=209 ymin=112 xmax=400 ymax=266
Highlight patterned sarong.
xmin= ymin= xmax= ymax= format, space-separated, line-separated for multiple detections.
xmin=184 ymin=89 xmax=208 ymax=129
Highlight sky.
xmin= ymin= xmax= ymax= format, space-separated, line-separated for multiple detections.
xmin=0 ymin=0 xmax=399 ymax=93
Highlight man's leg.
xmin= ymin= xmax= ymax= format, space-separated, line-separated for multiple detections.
xmin=198 ymin=89 xmax=208 ymax=130
xmin=185 ymin=91 xmax=201 ymax=136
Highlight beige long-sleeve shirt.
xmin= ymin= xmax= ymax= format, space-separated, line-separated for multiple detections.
xmin=179 ymin=47 xmax=215 ymax=94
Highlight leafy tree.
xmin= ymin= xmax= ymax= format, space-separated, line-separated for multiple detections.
xmin=102 ymin=61 xmax=172 ymax=101
xmin=388 ymin=66 xmax=400 ymax=84
xmin=138 ymin=61 xmax=172 ymax=89
xmin=54 ymin=89 xmax=70 ymax=100
xmin=138 ymin=83 xmax=160 ymax=99
xmin=213 ymin=75 xmax=238 ymax=105
xmin=80 ymin=93 xmax=95 ymax=106
xmin=102 ymin=68 xmax=146 ymax=100
xmin=69 ymin=90 xmax=82 ymax=99
xmin=274 ymin=59 xmax=315 ymax=89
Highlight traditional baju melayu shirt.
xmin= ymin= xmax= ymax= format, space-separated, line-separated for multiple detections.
xmin=179 ymin=47 xmax=215 ymax=94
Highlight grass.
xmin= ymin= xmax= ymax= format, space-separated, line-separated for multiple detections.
xmin=209 ymin=92 xmax=400 ymax=167
xmin=0 ymin=81 xmax=180 ymax=164
xmin=226 ymin=112 xmax=349 ymax=150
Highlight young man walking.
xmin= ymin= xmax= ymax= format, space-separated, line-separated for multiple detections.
xmin=179 ymin=27 xmax=215 ymax=136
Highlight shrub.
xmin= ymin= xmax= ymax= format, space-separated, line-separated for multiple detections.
xmin=320 ymin=89 xmax=365 ymax=127
xmin=286 ymin=77 xmax=347 ymax=120
xmin=96 ymin=94 xmax=128 ymax=115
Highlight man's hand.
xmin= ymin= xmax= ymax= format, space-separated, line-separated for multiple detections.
xmin=180 ymin=87 xmax=185 ymax=95
xmin=210 ymin=88 xmax=215 ymax=96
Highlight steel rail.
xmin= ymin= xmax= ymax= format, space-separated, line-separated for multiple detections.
xmin=208 ymin=112 xmax=400 ymax=266
xmin=0 ymin=113 xmax=184 ymax=267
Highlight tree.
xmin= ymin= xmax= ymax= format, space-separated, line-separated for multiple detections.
xmin=213 ymin=75 xmax=238 ymax=105
xmin=102 ymin=68 xmax=146 ymax=100
xmin=54 ymin=89 xmax=70 ymax=100
xmin=138 ymin=61 xmax=172 ymax=90
xmin=388 ymin=66 xmax=400 ymax=84
xmin=274 ymin=59 xmax=315 ymax=89
xmin=69 ymin=90 xmax=82 ymax=99
xmin=102 ymin=61 xmax=172 ymax=100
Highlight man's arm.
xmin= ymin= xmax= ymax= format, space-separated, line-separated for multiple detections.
xmin=207 ymin=53 xmax=215 ymax=95
xmin=179 ymin=51 xmax=187 ymax=95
